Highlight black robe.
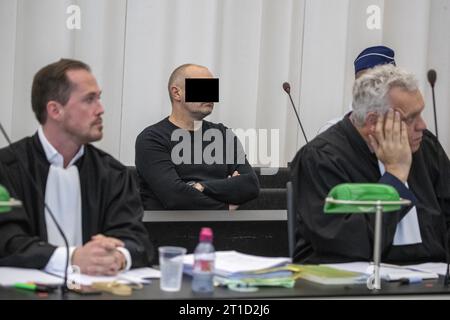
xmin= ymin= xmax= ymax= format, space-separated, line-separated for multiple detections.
xmin=291 ymin=115 xmax=450 ymax=264
xmin=0 ymin=134 xmax=153 ymax=269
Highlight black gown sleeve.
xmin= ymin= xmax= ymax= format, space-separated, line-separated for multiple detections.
xmin=0 ymin=162 xmax=56 ymax=268
xmin=379 ymin=172 xmax=418 ymax=204
xmin=431 ymin=137 xmax=450 ymax=252
xmin=0 ymin=209 xmax=56 ymax=268
xmin=101 ymin=166 xmax=153 ymax=268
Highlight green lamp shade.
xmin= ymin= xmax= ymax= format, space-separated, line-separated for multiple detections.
xmin=324 ymin=183 xmax=402 ymax=214
xmin=0 ymin=184 xmax=12 ymax=213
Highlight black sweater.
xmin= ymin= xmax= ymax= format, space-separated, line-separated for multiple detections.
xmin=135 ymin=117 xmax=260 ymax=210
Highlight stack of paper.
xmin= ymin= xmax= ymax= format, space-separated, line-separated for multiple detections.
xmin=0 ymin=267 xmax=63 ymax=286
xmin=0 ymin=267 xmax=160 ymax=287
xmin=325 ymin=262 xmax=440 ymax=281
xmin=288 ymin=265 xmax=367 ymax=285
xmin=402 ymin=263 xmax=448 ymax=276
xmin=183 ymin=251 xmax=294 ymax=288
xmin=52 ymin=267 xmax=161 ymax=286
xmin=183 ymin=250 xmax=291 ymax=277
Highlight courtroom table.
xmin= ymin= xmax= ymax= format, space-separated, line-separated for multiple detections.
xmin=143 ymin=210 xmax=288 ymax=264
xmin=143 ymin=210 xmax=287 ymax=222
xmin=1 ymin=275 xmax=450 ymax=300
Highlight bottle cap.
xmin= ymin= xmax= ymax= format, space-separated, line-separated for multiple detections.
xmin=199 ymin=227 xmax=213 ymax=242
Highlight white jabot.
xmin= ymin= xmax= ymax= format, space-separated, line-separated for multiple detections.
xmin=38 ymin=127 xmax=83 ymax=273
xmin=38 ymin=126 xmax=84 ymax=248
xmin=38 ymin=127 xmax=132 ymax=273
xmin=378 ymin=161 xmax=422 ymax=246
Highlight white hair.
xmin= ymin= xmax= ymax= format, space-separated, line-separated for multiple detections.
xmin=351 ymin=64 xmax=419 ymax=127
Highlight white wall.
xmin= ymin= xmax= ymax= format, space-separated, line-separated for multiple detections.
xmin=1 ymin=0 xmax=449 ymax=166
xmin=427 ymin=0 xmax=450 ymax=145
xmin=300 ymin=0 xmax=351 ymax=141
xmin=120 ymin=0 xmax=304 ymax=166
xmin=0 ymin=0 xmax=17 ymax=146
xmin=11 ymin=0 xmax=75 ymax=144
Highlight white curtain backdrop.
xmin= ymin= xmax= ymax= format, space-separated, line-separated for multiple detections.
xmin=120 ymin=0 xmax=303 ymax=166
xmin=1 ymin=0 xmax=449 ymax=166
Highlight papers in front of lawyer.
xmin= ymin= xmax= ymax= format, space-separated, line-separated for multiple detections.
xmin=183 ymin=251 xmax=294 ymax=288
xmin=52 ymin=267 xmax=161 ymax=286
xmin=0 ymin=267 xmax=161 ymax=287
xmin=287 ymin=265 xmax=367 ymax=285
xmin=183 ymin=250 xmax=291 ymax=277
xmin=324 ymin=262 xmax=441 ymax=281
xmin=0 ymin=267 xmax=63 ymax=286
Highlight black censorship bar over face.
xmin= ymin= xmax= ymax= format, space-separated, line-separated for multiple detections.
xmin=185 ymin=78 xmax=219 ymax=103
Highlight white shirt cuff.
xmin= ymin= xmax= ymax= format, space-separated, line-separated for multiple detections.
xmin=117 ymin=247 xmax=132 ymax=271
xmin=44 ymin=246 xmax=76 ymax=274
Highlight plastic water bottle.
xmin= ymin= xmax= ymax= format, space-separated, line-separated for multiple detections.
xmin=191 ymin=227 xmax=215 ymax=293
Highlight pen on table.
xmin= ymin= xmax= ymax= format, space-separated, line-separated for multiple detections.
xmin=14 ymin=283 xmax=56 ymax=292
xmin=399 ymin=277 xmax=422 ymax=285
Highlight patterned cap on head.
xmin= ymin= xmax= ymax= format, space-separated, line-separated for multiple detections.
xmin=354 ymin=45 xmax=396 ymax=74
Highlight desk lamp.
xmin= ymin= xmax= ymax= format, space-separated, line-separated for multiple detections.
xmin=0 ymin=184 xmax=22 ymax=212
xmin=324 ymin=183 xmax=411 ymax=290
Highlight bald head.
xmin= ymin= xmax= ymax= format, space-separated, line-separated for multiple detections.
xmin=168 ymin=64 xmax=212 ymax=102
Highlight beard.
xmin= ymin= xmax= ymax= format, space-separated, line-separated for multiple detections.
xmin=87 ymin=122 xmax=103 ymax=142
xmin=68 ymin=125 xmax=103 ymax=144
xmin=187 ymin=103 xmax=213 ymax=120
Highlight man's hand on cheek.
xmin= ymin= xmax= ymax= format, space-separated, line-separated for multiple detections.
xmin=368 ymin=109 xmax=412 ymax=183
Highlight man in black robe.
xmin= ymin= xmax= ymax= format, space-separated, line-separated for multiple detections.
xmin=0 ymin=59 xmax=152 ymax=275
xmin=135 ymin=64 xmax=259 ymax=210
xmin=291 ymin=64 xmax=450 ymax=264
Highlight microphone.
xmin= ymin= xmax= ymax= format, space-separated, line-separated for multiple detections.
xmin=427 ymin=70 xmax=450 ymax=286
xmin=282 ymin=82 xmax=308 ymax=143
xmin=427 ymin=69 xmax=438 ymax=140
xmin=445 ymin=253 xmax=450 ymax=287
xmin=0 ymin=123 xmax=70 ymax=297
